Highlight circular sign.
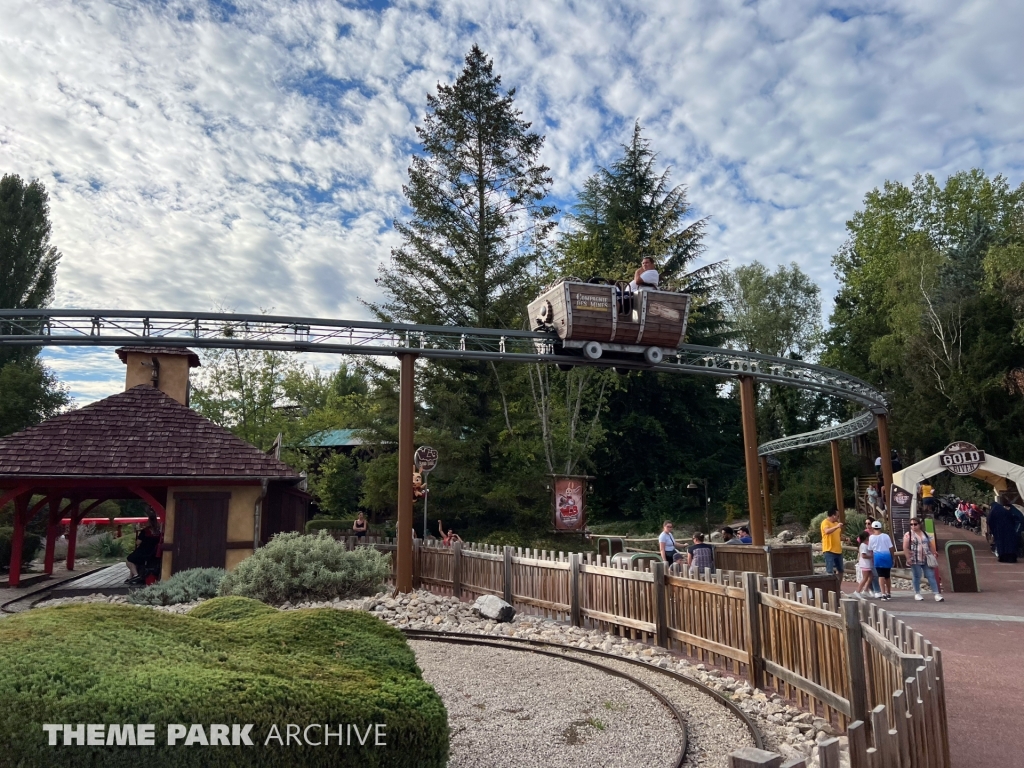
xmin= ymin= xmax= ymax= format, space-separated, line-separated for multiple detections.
xmin=414 ymin=446 xmax=438 ymax=474
xmin=940 ymin=441 xmax=985 ymax=475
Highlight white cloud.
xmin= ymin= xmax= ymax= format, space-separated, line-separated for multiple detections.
xmin=5 ymin=0 xmax=1024 ymax=401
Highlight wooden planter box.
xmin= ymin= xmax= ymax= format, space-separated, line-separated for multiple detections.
xmin=713 ymin=543 xmax=814 ymax=577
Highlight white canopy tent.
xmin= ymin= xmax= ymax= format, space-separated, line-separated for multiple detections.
xmin=893 ymin=443 xmax=1024 ymax=518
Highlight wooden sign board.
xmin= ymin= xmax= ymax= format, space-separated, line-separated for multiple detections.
xmin=889 ymin=484 xmax=914 ymax=543
xmin=945 ymin=541 xmax=980 ymax=593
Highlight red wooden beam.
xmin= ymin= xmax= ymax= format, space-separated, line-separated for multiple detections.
xmin=8 ymin=493 xmax=29 ymax=587
xmin=43 ymin=495 xmax=62 ymax=575
xmin=65 ymin=500 xmax=81 ymax=572
xmin=0 ymin=485 xmax=33 ymax=512
xmin=128 ymin=486 xmax=167 ymax=525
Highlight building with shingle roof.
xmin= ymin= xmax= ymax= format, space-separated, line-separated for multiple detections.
xmin=0 ymin=348 xmax=308 ymax=585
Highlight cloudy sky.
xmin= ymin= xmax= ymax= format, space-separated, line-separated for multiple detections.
xmin=3 ymin=0 xmax=1023 ymax=402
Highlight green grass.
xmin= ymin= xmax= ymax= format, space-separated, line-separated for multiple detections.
xmin=0 ymin=598 xmax=448 ymax=767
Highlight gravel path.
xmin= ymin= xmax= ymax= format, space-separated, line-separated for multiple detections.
xmin=411 ymin=639 xmax=682 ymax=768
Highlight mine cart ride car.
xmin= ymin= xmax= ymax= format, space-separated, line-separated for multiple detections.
xmin=528 ymin=279 xmax=691 ymax=365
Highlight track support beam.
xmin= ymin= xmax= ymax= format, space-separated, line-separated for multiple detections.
xmin=739 ymin=376 xmax=765 ymax=546
xmin=830 ymin=440 xmax=845 ymax=524
xmin=396 ymin=353 xmax=417 ymax=593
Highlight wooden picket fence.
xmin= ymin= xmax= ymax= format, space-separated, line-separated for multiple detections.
xmin=346 ymin=536 xmax=949 ymax=768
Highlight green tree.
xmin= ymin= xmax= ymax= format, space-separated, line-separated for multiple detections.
xmin=372 ymin=44 xmax=555 ymax=329
xmin=361 ymin=46 xmax=557 ymax=528
xmin=0 ymin=174 xmax=70 ymax=435
xmin=553 ymin=123 xmax=741 ymax=526
xmin=556 ymin=121 xmax=708 ymax=284
xmin=824 ymin=170 xmax=1024 ymax=459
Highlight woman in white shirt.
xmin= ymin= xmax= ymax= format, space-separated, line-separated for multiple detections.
xmin=658 ymin=520 xmax=677 ymax=565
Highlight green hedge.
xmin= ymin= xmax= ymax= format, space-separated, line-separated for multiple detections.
xmin=0 ymin=526 xmax=42 ymax=569
xmin=188 ymin=596 xmax=279 ymax=622
xmin=0 ymin=601 xmax=448 ymax=767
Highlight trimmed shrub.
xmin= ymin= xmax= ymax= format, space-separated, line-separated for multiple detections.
xmin=188 ymin=596 xmax=278 ymax=622
xmin=219 ymin=531 xmax=390 ymax=604
xmin=83 ymin=532 xmax=127 ymax=559
xmin=128 ymin=567 xmax=226 ymax=606
xmin=0 ymin=603 xmax=448 ymax=767
xmin=0 ymin=527 xmax=42 ymax=569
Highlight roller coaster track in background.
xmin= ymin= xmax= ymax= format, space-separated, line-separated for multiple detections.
xmin=0 ymin=309 xmax=887 ymax=455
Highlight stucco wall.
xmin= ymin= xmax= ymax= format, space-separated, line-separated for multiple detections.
xmin=124 ymin=352 xmax=191 ymax=405
xmin=160 ymin=484 xmax=261 ymax=580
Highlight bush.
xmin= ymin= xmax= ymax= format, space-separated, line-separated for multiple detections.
xmin=128 ymin=567 xmax=226 ymax=606
xmin=305 ymin=517 xmax=353 ymax=534
xmin=188 ymin=596 xmax=278 ymax=622
xmin=82 ymin=532 xmax=127 ymax=559
xmin=0 ymin=603 xmax=448 ymax=767
xmin=0 ymin=527 xmax=42 ymax=569
xmin=219 ymin=532 xmax=390 ymax=604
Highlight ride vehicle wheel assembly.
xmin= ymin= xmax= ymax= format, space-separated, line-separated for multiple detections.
xmin=582 ymin=341 xmax=603 ymax=360
xmin=643 ymin=346 xmax=664 ymax=365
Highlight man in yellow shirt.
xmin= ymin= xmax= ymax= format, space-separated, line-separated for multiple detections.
xmin=821 ymin=507 xmax=845 ymax=574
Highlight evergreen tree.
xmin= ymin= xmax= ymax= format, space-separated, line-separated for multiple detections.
xmin=362 ymin=47 xmax=556 ymax=529
xmin=557 ymin=121 xmax=708 ymax=286
xmin=0 ymin=174 xmax=69 ymax=435
xmin=372 ymin=44 xmax=555 ymax=328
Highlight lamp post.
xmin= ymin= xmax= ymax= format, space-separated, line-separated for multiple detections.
xmin=687 ymin=479 xmax=710 ymax=536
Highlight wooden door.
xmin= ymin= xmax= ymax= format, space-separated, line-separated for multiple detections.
xmin=172 ymin=493 xmax=229 ymax=573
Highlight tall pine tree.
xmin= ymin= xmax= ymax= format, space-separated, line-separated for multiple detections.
xmin=0 ymin=174 xmax=69 ymax=435
xmin=363 ymin=47 xmax=556 ymax=530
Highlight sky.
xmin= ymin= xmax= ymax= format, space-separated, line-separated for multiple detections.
xmin=3 ymin=0 xmax=1023 ymax=403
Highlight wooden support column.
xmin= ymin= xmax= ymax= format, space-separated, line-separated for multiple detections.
xmin=8 ymin=493 xmax=30 ymax=587
xmin=43 ymin=495 xmax=62 ymax=575
xmin=66 ymin=499 xmax=81 ymax=571
xmin=739 ymin=375 xmax=765 ymax=546
xmin=876 ymin=412 xmax=894 ymax=505
xmin=760 ymin=456 xmax=774 ymax=535
xmin=395 ymin=352 xmax=417 ymax=593
xmin=830 ymin=440 xmax=846 ymax=524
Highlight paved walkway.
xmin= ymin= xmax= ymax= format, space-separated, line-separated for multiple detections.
xmin=845 ymin=525 xmax=1024 ymax=768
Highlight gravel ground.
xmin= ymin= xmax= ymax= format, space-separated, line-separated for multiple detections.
xmin=411 ymin=639 xmax=682 ymax=768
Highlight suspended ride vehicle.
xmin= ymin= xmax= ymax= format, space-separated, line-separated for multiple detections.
xmin=527 ymin=278 xmax=691 ymax=366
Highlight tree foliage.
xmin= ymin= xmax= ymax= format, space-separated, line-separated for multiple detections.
xmin=823 ymin=170 xmax=1024 ymax=459
xmin=0 ymin=174 xmax=70 ymax=435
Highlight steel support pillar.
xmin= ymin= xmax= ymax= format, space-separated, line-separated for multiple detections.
xmin=739 ymin=376 xmax=765 ymax=546
xmin=830 ymin=440 xmax=845 ymax=524
xmin=760 ymin=456 xmax=773 ymax=535
xmin=876 ymin=412 xmax=894 ymax=505
xmin=395 ymin=353 xmax=417 ymax=593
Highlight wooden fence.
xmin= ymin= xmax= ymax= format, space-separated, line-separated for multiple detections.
xmin=347 ymin=536 xmax=948 ymax=768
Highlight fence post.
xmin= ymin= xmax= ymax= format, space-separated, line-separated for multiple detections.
xmin=764 ymin=545 xmax=774 ymax=579
xmin=412 ymin=538 xmax=421 ymax=589
xmin=728 ymin=747 xmax=781 ymax=767
xmin=742 ymin=571 xmax=763 ymax=688
xmin=452 ymin=541 xmax=463 ymax=600
xmin=503 ymin=545 xmax=513 ymax=605
xmin=842 ymin=598 xmax=869 ymax=724
xmin=569 ymin=552 xmax=581 ymax=627
xmin=652 ymin=561 xmax=668 ymax=648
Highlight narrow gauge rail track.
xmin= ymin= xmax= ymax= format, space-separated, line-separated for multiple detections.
xmin=405 ymin=628 xmax=767 ymax=765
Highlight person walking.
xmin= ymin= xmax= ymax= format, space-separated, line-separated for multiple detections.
xmin=902 ymin=518 xmax=945 ymax=602
xmin=687 ymin=532 xmax=715 ymax=577
xmin=869 ymin=521 xmax=896 ymax=600
xmin=988 ymin=495 xmax=1020 ymax=563
xmin=854 ymin=531 xmax=875 ymax=597
xmin=658 ymin=521 xmax=677 ymax=565
xmin=820 ymin=507 xmax=845 ymax=575
xmin=867 ymin=484 xmax=879 ymax=510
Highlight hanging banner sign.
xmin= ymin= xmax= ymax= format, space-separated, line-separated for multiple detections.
xmin=939 ymin=441 xmax=986 ymax=475
xmin=552 ymin=476 xmax=587 ymax=531
xmin=889 ymin=484 xmax=914 ymax=543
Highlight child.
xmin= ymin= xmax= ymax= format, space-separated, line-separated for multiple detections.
xmin=855 ymin=530 xmax=874 ymax=597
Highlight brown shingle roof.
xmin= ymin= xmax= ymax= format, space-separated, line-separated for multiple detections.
xmin=0 ymin=385 xmax=300 ymax=479
xmin=116 ymin=346 xmax=201 ymax=367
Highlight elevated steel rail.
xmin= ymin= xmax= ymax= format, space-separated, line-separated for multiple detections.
xmin=0 ymin=309 xmax=886 ymax=453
